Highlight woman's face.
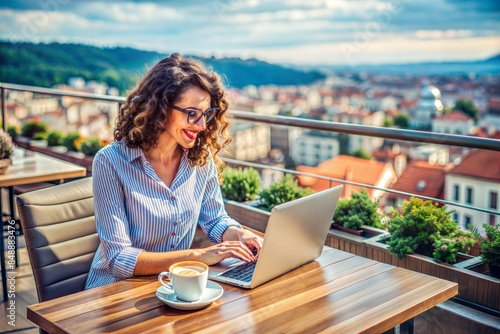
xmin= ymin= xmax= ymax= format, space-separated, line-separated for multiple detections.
xmin=163 ymin=86 xmax=210 ymax=149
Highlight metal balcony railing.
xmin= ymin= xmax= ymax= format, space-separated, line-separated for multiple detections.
xmin=1 ymin=82 xmax=499 ymax=217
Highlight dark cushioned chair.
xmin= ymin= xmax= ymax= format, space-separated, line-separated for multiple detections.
xmin=16 ymin=177 xmax=98 ymax=302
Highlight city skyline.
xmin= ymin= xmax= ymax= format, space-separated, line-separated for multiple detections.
xmin=1 ymin=0 xmax=499 ymax=66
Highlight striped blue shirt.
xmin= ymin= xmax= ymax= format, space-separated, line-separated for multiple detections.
xmin=84 ymin=140 xmax=241 ymax=289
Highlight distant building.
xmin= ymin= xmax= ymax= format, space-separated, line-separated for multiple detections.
xmin=290 ymin=130 xmax=339 ymax=166
xmin=384 ymin=161 xmax=452 ymax=211
xmin=363 ymin=90 xmax=398 ymax=112
xmin=410 ymin=144 xmax=449 ymax=166
xmin=445 ymin=150 xmax=500 ymax=233
xmin=222 ymin=121 xmax=270 ymax=162
xmin=296 ymin=155 xmax=397 ymax=201
xmin=323 ymin=109 xmax=385 ymax=154
xmin=432 ymin=110 xmax=473 ymax=135
xmin=372 ymin=144 xmax=407 ymax=177
xmin=479 ymin=96 xmax=500 ymax=130
xmin=411 ymin=84 xmax=444 ymax=130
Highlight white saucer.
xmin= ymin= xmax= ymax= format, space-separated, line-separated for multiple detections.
xmin=156 ymin=281 xmax=223 ymax=310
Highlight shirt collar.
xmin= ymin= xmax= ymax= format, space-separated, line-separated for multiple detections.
xmin=118 ymin=139 xmax=190 ymax=164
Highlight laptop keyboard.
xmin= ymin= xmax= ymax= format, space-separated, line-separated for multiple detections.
xmin=220 ymin=261 xmax=256 ymax=282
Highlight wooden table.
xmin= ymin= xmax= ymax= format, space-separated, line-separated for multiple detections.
xmin=27 ymin=248 xmax=458 ymax=333
xmin=1 ymin=148 xmax=87 ymax=301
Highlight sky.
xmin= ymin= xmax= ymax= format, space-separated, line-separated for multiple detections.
xmin=0 ymin=0 xmax=499 ymax=66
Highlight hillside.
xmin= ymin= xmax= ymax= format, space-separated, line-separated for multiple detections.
xmin=0 ymin=41 xmax=325 ymax=93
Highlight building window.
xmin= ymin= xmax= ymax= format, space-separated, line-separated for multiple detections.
xmin=453 ymin=185 xmax=460 ymax=202
xmin=464 ymin=215 xmax=472 ymax=228
xmin=453 ymin=213 xmax=459 ymax=224
xmin=490 ymin=191 xmax=498 ymax=209
xmin=489 ymin=215 xmax=496 ymax=226
xmin=465 ymin=187 xmax=473 ymax=205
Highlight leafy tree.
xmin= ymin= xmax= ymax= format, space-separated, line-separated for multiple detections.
xmin=352 ymin=149 xmax=371 ymax=160
xmin=454 ymin=99 xmax=478 ymax=121
xmin=0 ymin=41 xmax=325 ymax=91
xmin=383 ymin=118 xmax=394 ymax=127
xmin=394 ymin=114 xmax=410 ymax=129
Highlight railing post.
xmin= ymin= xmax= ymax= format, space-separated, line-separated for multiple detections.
xmin=1 ymin=87 xmax=6 ymax=131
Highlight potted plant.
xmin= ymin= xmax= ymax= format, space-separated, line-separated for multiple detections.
xmin=469 ymin=223 xmax=500 ymax=279
xmin=21 ymin=120 xmax=48 ymax=147
xmin=386 ymin=197 xmax=474 ymax=264
xmin=79 ymin=137 xmax=105 ymax=157
xmin=221 ymin=166 xmax=261 ymax=202
xmin=7 ymin=125 xmax=18 ymax=140
xmin=0 ymin=129 xmax=14 ymax=174
xmin=332 ymin=189 xmax=383 ymax=236
xmin=257 ymin=174 xmax=314 ymax=212
xmin=47 ymin=130 xmax=64 ymax=147
xmin=62 ymin=131 xmax=83 ymax=152
xmin=21 ymin=120 xmax=48 ymax=139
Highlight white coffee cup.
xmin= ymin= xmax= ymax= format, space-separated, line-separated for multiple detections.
xmin=158 ymin=261 xmax=208 ymax=302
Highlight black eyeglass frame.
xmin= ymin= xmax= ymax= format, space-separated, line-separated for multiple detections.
xmin=172 ymin=105 xmax=220 ymax=124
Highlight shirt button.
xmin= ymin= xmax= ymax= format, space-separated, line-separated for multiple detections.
xmin=171 ymin=232 xmax=176 ymax=236
xmin=171 ymin=245 xmax=175 ymax=249
xmin=170 ymin=196 xmax=175 ymax=201
xmin=173 ymin=222 xmax=178 ymax=226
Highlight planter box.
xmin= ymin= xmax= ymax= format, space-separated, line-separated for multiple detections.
xmin=224 ymin=200 xmax=271 ymax=233
xmin=325 ymin=225 xmax=389 ymax=257
xmin=14 ymin=136 xmax=93 ymax=174
xmin=364 ymin=234 xmax=500 ymax=312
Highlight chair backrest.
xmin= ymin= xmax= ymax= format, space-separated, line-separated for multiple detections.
xmin=16 ymin=177 xmax=98 ymax=302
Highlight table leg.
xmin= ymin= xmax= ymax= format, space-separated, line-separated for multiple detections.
xmin=0 ymin=190 xmax=7 ymax=301
xmin=400 ymin=318 xmax=414 ymax=334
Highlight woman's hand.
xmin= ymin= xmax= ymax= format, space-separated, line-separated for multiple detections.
xmin=196 ymin=227 xmax=264 ymax=265
xmin=197 ymin=241 xmax=257 ymax=265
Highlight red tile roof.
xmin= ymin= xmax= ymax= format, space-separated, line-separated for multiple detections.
xmin=387 ymin=161 xmax=452 ymax=200
xmin=448 ymin=150 xmax=500 ymax=182
xmin=297 ymin=155 xmax=396 ymax=198
xmin=434 ymin=110 xmax=471 ymax=121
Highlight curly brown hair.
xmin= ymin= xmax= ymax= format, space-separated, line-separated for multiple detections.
xmin=114 ymin=53 xmax=232 ymax=180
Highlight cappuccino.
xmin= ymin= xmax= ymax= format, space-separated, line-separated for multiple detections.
xmin=159 ymin=261 xmax=209 ymax=302
xmin=174 ymin=266 xmax=203 ymax=276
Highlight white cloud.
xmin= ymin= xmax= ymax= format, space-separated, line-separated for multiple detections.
xmin=1 ymin=0 xmax=498 ymax=65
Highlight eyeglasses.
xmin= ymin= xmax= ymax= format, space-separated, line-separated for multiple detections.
xmin=172 ymin=105 xmax=220 ymax=124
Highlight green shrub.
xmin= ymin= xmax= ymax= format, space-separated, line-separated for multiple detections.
xmin=470 ymin=223 xmax=500 ymax=267
xmin=333 ymin=189 xmax=382 ymax=230
xmin=62 ymin=132 xmax=82 ymax=152
xmin=46 ymin=131 xmax=64 ymax=147
xmin=387 ymin=197 xmax=474 ymax=263
xmin=21 ymin=120 xmax=48 ymax=139
xmin=7 ymin=126 xmax=18 ymax=139
xmin=432 ymin=236 xmax=475 ymax=264
xmin=221 ymin=167 xmax=261 ymax=202
xmin=80 ymin=137 xmax=104 ymax=156
xmin=258 ymin=174 xmax=314 ymax=211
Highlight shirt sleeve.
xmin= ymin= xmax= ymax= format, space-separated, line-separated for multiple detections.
xmin=198 ymin=159 xmax=242 ymax=243
xmin=92 ymin=152 xmax=144 ymax=279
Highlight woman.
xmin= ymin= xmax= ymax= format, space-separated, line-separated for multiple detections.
xmin=85 ymin=53 xmax=263 ymax=289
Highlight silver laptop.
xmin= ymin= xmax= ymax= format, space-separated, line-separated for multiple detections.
xmin=209 ymin=185 xmax=343 ymax=289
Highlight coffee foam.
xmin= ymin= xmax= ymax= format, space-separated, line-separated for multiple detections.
xmin=172 ymin=265 xmax=204 ymax=276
